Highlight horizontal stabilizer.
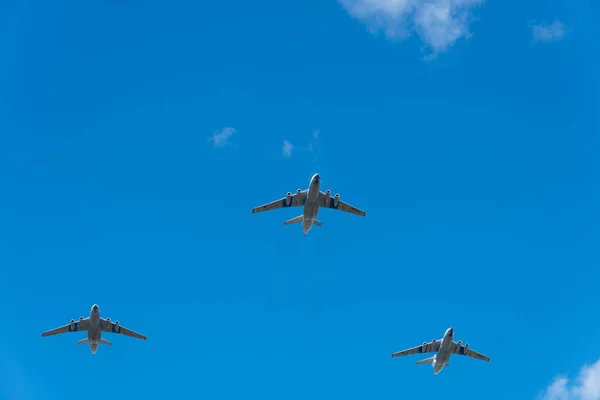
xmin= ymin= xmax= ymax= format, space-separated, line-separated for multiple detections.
xmin=99 ymin=338 xmax=112 ymax=345
xmin=284 ymin=215 xmax=303 ymax=225
xmin=313 ymin=220 xmax=322 ymax=227
xmin=76 ymin=338 xmax=89 ymax=345
xmin=416 ymin=357 xmax=435 ymax=365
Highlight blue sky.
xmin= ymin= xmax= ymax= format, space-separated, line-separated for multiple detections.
xmin=0 ymin=0 xmax=599 ymax=399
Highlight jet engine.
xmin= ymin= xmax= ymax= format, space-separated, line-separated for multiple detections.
xmin=297 ymin=189 xmax=302 ymax=194
xmin=79 ymin=316 xmax=84 ymax=321
xmin=457 ymin=340 xmax=462 ymax=346
xmin=286 ymin=192 xmax=292 ymax=204
xmin=106 ymin=318 xmax=111 ymax=322
xmin=465 ymin=344 xmax=469 ymax=350
xmin=432 ymin=339 xmax=437 ymax=343
xmin=334 ymin=193 xmax=340 ymax=207
xmin=70 ymin=319 xmax=75 ymax=330
xmin=423 ymin=341 xmax=428 ymax=347
xmin=115 ymin=321 xmax=120 ymax=331
xmin=324 ymin=190 xmax=331 ymax=204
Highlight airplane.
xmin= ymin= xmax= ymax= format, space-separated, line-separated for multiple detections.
xmin=391 ymin=327 xmax=490 ymax=375
xmin=251 ymin=173 xmax=366 ymax=235
xmin=41 ymin=304 xmax=146 ymax=355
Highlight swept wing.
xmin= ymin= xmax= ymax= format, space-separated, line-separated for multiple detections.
xmin=317 ymin=191 xmax=365 ymax=217
xmin=100 ymin=318 xmax=146 ymax=340
xmin=391 ymin=340 xmax=441 ymax=358
xmin=252 ymin=190 xmax=307 ymax=214
xmin=451 ymin=342 xmax=490 ymax=362
xmin=42 ymin=318 xmax=91 ymax=337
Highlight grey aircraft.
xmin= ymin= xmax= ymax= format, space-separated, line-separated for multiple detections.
xmin=391 ymin=327 xmax=490 ymax=375
xmin=41 ymin=304 xmax=146 ymax=355
xmin=251 ymin=173 xmax=366 ymax=235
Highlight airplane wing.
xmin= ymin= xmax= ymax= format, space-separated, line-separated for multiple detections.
xmin=251 ymin=190 xmax=307 ymax=214
xmin=42 ymin=318 xmax=91 ymax=337
xmin=317 ymin=192 xmax=366 ymax=217
xmin=451 ymin=342 xmax=490 ymax=362
xmin=100 ymin=318 xmax=147 ymax=340
xmin=391 ymin=340 xmax=442 ymax=358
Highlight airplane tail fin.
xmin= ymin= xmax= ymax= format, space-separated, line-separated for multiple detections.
xmin=76 ymin=338 xmax=89 ymax=345
xmin=284 ymin=216 xmax=322 ymax=227
xmin=99 ymin=338 xmax=112 ymax=345
xmin=284 ymin=215 xmax=303 ymax=225
xmin=416 ymin=357 xmax=435 ymax=365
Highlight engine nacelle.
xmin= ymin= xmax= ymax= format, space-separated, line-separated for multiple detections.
xmin=465 ymin=344 xmax=469 ymax=349
xmin=79 ymin=316 xmax=84 ymax=321
xmin=457 ymin=340 xmax=462 ymax=346
xmin=106 ymin=318 xmax=111 ymax=322
xmin=334 ymin=193 xmax=340 ymax=207
xmin=70 ymin=319 xmax=75 ymax=330
xmin=115 ymin=321 xmax=120 ymax=329
xmin=324 ymin=190 xmax=331 ymax=204
xmin=297 ymin=188 xmax=302 ymax=194
xmin=423 ymin=341 xmax=428 ymax=346
xmin=432 ymin=339 xmax=437 ymax=343
xmin=285 ymin=192 xmax=292 ymax=206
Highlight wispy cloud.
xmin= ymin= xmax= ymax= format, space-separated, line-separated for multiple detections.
xmin=541 ymin=358 xmax=600 ymax=400
xmin=308 ymin=130 xmax=319 ymax=152
xmin=531 ymin=20 xmax=566 ymax=43
xmin=339 ymin=0 xmax=484 ymax=57
xmin=308 ymin=129 xmax=322 ymax=172
xmin=308 ymin=130 xmax=320 ymax=152
xmin=282 ymin=140 xmax=293 ymax=158
xmin=207 ymin=127 xmax=236 ymax=148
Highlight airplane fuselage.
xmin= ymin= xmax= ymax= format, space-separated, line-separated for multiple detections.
xmin=87 ymin=304 xmax=102 ymax=354
xmin=301 ymin=174 xmax=321 ymax=235
xmin=432 ymin=328 xmax=454 ymax=375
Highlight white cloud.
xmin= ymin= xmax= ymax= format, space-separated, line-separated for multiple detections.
xmin=543 ymin=377 xmax=570 ymax=400
xmin=208 ymin=127 xmax=236 ymax=148
xmin=282 ymin=140 xmax=293 ymax=157
xmin=339 ymin=0 xmax=484 ymax=57
xmin=531 ymin=20 xmax=566 ymax=42
xmin=541 ymin=359 xmax=600 ymax=400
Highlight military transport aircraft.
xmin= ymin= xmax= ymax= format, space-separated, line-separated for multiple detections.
xmin=41 ymin=304 xmax=146 ymax=354
xmin=251 ymin=173 xmax=366 ymax=235
xmin=391 ymin=327 xmax=490 ymax=375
